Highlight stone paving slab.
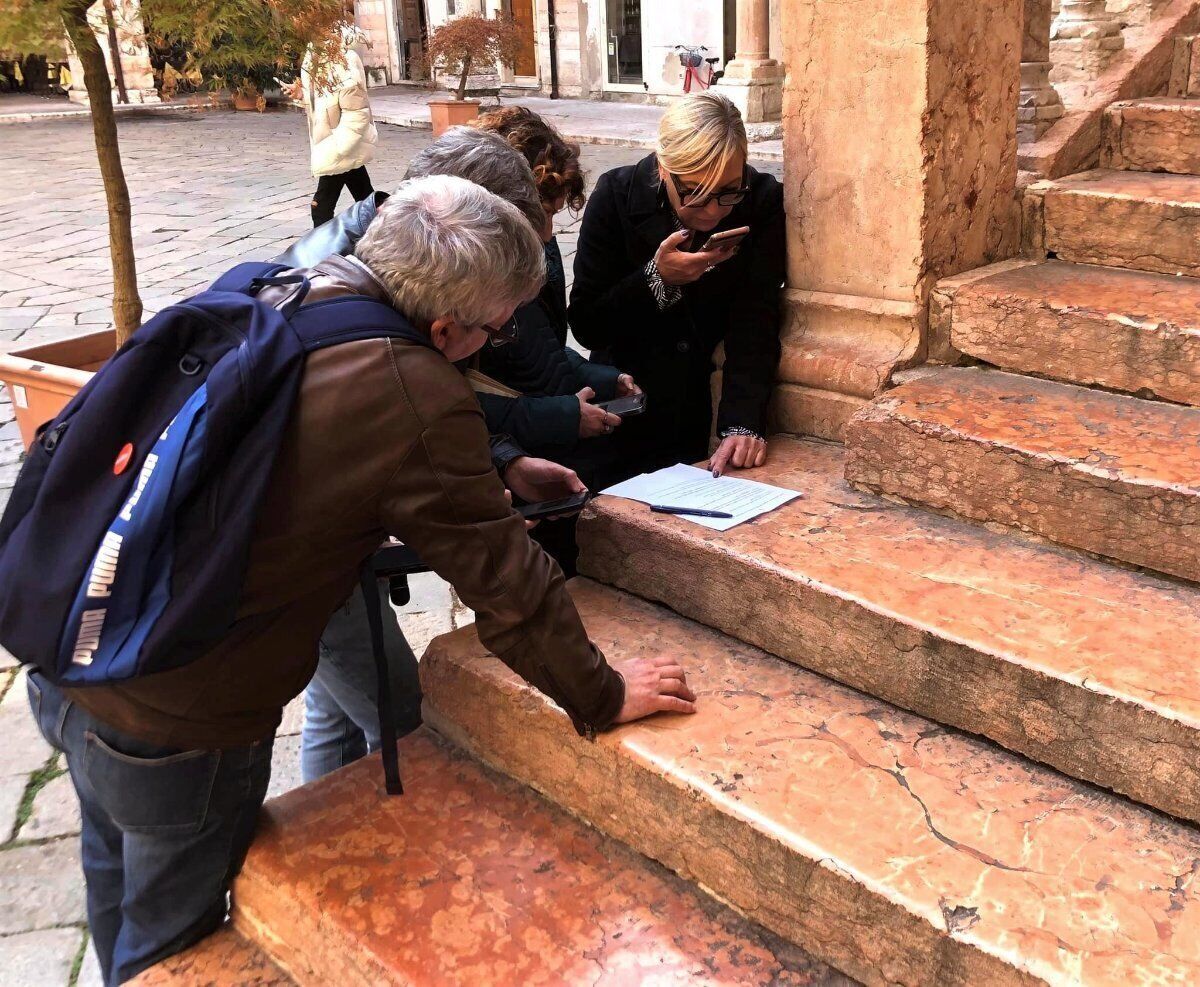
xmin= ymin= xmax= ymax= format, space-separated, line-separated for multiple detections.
xmin=0 ymin=776 xmax=26 ymax=845
xmin=0 ymin=669 xmax=51 ymax=779
xmin=0 ymin=839 xmax=86 ymax=934
xmin=24 ymin=774 xmax=80 ymax=843
xmin=0 ymin=927 xmax=84 ymax=987
xmin=0 ymin=93 xmax=210 ymax=126
xmin=78 ymin=941 xmax=102 ymax=987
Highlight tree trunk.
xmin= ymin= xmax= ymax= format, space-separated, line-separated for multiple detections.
xmin=457 ymin=54 xmax=471 ymax=100
xmin=102 ymin=0 xmax=129 ymax=104
xmin=64 ymin=0 xmax=142 ymax=346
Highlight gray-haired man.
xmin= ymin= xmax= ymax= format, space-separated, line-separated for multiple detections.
xmin=280 ymin=128 xmax=694 ymax=782
xmin=37 ymin=175 xmax=697 ymax=985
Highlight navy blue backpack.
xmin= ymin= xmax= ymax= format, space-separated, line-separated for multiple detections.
xmin=0 ymin=261 xmax=426 ymax=792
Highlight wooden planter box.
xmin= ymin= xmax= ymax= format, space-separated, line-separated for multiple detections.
xmin=429 ymin=98 xmax=480 ymax=136
xmin=0 ymin=330 xmax=114 ymax=451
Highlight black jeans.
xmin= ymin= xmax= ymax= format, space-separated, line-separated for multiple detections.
xmin=311 ymin=166 xmax=374 ymax=227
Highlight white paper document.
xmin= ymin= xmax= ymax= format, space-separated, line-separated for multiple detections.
xmin=599 ymin=464 xmax=802 ymax=531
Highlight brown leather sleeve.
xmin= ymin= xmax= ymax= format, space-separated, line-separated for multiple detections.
xmin=377 ymin=373 xmax=624 ymax=734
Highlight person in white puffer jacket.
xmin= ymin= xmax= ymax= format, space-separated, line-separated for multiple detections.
xmin=288 ymin=18 xmax=378 ymax=227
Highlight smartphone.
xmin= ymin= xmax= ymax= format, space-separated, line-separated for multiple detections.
xmin=700 ymin=225 xmax=751 ymax=253
xmin=597 ymin=392 xmax=647 ymax=418
xmin=517 ymin=491 xmax=591 ymax=521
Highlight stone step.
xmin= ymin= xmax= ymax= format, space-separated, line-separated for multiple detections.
xmin=129 ymin=923 xmax=293 ymax=986
xmin=845 ymin=367 xmax=1200 ymax=582
xmin=232 ymin=727 xmax=850 ymax=987
xmin=1102 ymin=98 xmax=1200 ymax=175
xmin=575 ymin=437 xmax=1200 ymax=825
xmin=1040 ymin=169 xmax=1200 ymax=276
xmin=935 ymin=259 xmax=1200 ymax=406
xmin=423 ymin=579 xmax=1200 ymax=987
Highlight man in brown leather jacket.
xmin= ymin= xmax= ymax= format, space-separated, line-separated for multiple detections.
xmin=31 ymin=175 xmax=696 ymax=986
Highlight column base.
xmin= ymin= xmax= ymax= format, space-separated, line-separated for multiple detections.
xmin=1049 ymin=36 xmax=1124 ymax=82
xmin=1018 ymin=61 xmax=1064 ymax=141
xmin=712 ymin=59 xmax=783 ymax=123
xmin=770 ymin=383 xmax=868 ymax=442
xmin=772 ymin=287 xmax=925 ymax=441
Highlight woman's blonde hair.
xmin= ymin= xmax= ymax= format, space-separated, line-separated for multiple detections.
xmin=655 ymin=92 xmax=748 ymax=198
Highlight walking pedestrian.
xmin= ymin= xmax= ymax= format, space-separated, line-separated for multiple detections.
xmin=284 ymin=3 xmax=378 ymax=227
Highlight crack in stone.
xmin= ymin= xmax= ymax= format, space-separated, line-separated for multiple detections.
xmin=813 ymin=723 xmax=1033 ymax=875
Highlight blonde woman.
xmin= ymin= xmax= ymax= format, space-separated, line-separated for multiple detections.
xmin=568 ymin=91 xmax=785 ymax=478
xmin=284 ymin=8 xmax=378 ymax=227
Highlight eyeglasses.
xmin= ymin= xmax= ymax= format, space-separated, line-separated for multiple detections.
xmin=481 ymin=316 xmax=519 ymax=346
xmin=668 ymin=167 xmax=751 ymax=208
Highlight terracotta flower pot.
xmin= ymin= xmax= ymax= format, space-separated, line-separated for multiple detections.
xmin=0 ymin=330 xmax=114 ymax=451
xmin=428 ymin=98 xmax=481 ymax=137
xmin=233 ymin=90 xmax=263 ymax=112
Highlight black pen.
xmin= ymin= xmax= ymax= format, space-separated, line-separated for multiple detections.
xmin=650 ymin=505 xmax=733 ymax=519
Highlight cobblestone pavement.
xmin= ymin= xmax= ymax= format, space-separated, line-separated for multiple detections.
xmin=0 ymin=109 xmax=783 ymax=985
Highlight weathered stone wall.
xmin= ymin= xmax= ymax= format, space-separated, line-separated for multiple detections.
xmin=354 ymin=0 xmax=397 ymax=85
xmin=776 ymin=0 xmax=1021 ymax=439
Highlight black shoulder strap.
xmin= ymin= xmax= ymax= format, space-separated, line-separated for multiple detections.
xmin=359 ymin=564 xmax=403 ymax=796
xmin=289 ymin=296 xmax=434 ymax=354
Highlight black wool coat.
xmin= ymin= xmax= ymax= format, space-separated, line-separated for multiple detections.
xmin=568 ymin=153 xmax=785 ymax=469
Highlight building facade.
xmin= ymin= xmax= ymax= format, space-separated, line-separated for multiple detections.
xmin=360 ymin=0 xmax=783 ymax=119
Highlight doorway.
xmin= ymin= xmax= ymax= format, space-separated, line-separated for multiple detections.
xmin=398 ymin=0 xmax=428 ymax=81
xmin=605 ymin=0 xmax=642 ymax=86
xmin=508 ymin=0 xmax=537 ymax=77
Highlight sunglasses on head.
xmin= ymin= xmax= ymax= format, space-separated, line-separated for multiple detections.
xmin=669 ymin=167 xmax=750 ymax=208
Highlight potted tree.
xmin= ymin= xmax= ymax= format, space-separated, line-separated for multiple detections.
xmin=426 ymin=12 xmax=520 ymax=136
xmin=0 ymin=0 xmax=347 ymax=449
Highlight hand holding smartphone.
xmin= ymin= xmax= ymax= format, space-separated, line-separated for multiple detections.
xmin=596 ymin=392 xmax=647 ymax=418
xmin=517 ymin=491 xmax=590 ymax=521
xmin=699 ymin=225 xmax=750 ymax=253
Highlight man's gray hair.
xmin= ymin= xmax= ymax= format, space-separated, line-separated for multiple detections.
xmin=402 ymin=126 xmax=544 ymax=232
xmin=356 ymin=174 xmax=546 ymax=328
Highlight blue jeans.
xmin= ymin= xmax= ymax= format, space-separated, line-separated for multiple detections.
xmin=26 ymin=671 xmax=273 ymax=987
xmin=300 ymin=580 xmax=421 ymax=783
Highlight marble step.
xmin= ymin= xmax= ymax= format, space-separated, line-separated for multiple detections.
xmin=232 ymin=727 xmax=851 ymax=987
xmin=845 ymin=367 xmax=1200 ymax=582
xmin=129 ymin=923 xmax=293 ymax=986
xmin=423 ymin=578 xmax=1200 ymax=987
xmin=576 ymin=437 xmax=1200 ymax=825
xmin=1040 ymin=169 xmax=1200 ymax=276
xmin=1102 ymin=98 xmax=1200 ymax=175
xmin=935 ymin=259 xmax=1200 ymax=405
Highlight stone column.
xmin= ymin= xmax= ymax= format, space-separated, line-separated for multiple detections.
xmin=1020 ymin=0 xmax=1064 ymax=141
xmin=1050 ymin=0 xmax=1124 ymax=83
xmin=67 ymin=0 xmax=158 ymax=105
xmin=775 ymin=0 xmax=1022 ymax=440
xmin=712 ymin=0 xmax=783 ymax=123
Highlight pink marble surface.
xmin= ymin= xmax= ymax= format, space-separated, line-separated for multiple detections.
xmin=846 ymin=366 xmax=1200 ymax=581
xmin=235 ymin=729 xmax=850 ymax=987
xmin=947 ymin=260 xmax=1200 ymax=407
xmin=423 ymin=579 xmax=1200 ymax=986
xmin=578 ymin=437 xmax=1200 ymax=823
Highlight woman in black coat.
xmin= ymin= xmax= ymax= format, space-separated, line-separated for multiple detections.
xmin=568 ymin=92 xmax=786 ymax=477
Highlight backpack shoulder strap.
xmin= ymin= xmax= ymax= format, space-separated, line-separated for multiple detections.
xmin=289 ymin=295 xmax=434 ymax=353
xmin=208 ymin=261 xmax=289 ymax=294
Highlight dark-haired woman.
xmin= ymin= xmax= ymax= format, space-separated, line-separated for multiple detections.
xmin=472 ymin=108 xmax=643 ymax=573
